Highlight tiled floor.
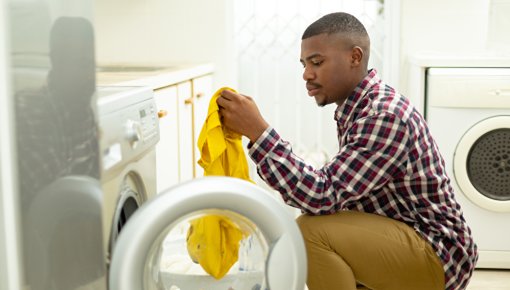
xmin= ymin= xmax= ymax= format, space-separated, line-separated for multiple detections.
xmin=467 ymin=269 xmax=510 ymax=290
xmin=301 ymin=270 xmax=510 ymax=290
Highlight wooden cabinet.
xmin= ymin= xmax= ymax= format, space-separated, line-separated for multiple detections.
xmin=191 ymin=75 xmax=214 ymax=178
xmin=154 ymin=74 xmax=213 ymax=192
xmin=97 ymin=65 xmax=214 ymax=193
xmin=176 ymin=81 xmax=194 ymax=183
xmin=154 ymin=85 xmax=180 ymax=193
xmin=176 ymin=74 xmax=214 ymax=182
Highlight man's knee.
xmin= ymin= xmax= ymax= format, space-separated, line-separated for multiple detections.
xmin=296 ymin=213 xmax=318 ymax=240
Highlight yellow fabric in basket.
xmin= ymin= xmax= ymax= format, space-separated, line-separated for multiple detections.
xmin=186 ymin=215 xmax=246 ymax=279
xmin=186 ymin=87 xmax=252 ymax=279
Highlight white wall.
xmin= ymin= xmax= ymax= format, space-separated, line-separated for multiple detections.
xmin=399 ymin=0 xmax=491 ymax=95
xmin=93 ymin=1 xmax=508 ymax=103
xmin=0 ymin=3 xmax=23 ymax=288
xmin=93 ymin=0 xmax=236 ymax=88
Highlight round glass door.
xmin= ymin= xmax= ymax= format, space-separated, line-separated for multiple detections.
xmin=454 ymin=116 xmax=510 ymax=212
xmin=108 ymin=177 xmax=307 ymax=290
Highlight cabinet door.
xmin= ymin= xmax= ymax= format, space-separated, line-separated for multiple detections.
xmin=154 ymin=85 xmax=180 ymax=193
xmin=177 ymin=81 xmax=194 ymax=182
xmin=192 ymin=74 xmax=214 ymax=178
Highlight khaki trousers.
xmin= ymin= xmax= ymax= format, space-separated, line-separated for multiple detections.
xmin=297 ymin=211 xmax=445 ymax=290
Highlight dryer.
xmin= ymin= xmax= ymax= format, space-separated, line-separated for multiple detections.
xmin=96 ymin=85 xmax=160 ymax=267
xmin=426 ymin=67 xmax=510 ymax=268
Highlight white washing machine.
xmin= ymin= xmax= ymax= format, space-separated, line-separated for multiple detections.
xmin=426 ymin=67 xmax=510 ymax=268
xmin=96 ymin=86 xmax=160 ymax=267
xmin=96 ymin=87 xmax=307 ymax=289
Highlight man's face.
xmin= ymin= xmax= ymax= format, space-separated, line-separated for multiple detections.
xmin=300 ymin=33 xmax=357 ymax=107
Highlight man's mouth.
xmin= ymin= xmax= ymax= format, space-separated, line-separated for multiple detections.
xmin=306 ymin=86 xmax=320 ymax=96
xmin=306 ymin=83 xmax=321 ymax=96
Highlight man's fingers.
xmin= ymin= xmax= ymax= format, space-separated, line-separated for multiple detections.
xmin=216 ymin=95 xmax=229 ymax=109
xmin=221 ymin=89 xmax=243 ymax=101
xmin=217 ymin=90 xmax=245 ymax=110
xmin=218 ymin=105 xmax=229 ymax=119
xmin=218 ymin=108 xmax=225 ymax=122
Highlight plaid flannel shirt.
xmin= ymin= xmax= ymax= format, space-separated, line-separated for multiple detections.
xmin=248 ymin=69 xmax=478 ymax=290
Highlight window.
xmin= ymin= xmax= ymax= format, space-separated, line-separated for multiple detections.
xmin=234 ymin=0 xmax=398 ymax=163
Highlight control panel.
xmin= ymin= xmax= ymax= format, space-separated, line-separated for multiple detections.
xmin=96 ymin=86 xmax=160 ymax=177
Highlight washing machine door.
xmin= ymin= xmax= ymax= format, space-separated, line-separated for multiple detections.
xmin=454 ymin=115 xmax=510 ymax=212
xmin=108 ymin=176 xmax=307 ymax=290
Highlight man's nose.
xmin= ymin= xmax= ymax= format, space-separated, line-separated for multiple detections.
xmin=303 ymin=66 xmax=315 ymax=81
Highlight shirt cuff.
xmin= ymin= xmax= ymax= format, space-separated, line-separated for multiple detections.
xmin=248 ymin=127 xmax=280 ymax=164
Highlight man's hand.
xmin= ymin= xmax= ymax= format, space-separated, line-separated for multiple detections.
xmin=216 ymin=90 xmax=269 ymax=143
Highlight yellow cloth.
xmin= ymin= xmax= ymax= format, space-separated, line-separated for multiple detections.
xmin=196 ymin=87 xmax=253 ymax=180
xmin=186 ymin=215 xmax=246 ymax=279
xmin=186 ymin=87 xmax=252 ymax=279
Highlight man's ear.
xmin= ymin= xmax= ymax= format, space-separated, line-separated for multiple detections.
xmin=350 ymin=46 xmax=364 ymax=67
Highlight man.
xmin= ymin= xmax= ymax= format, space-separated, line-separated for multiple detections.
xmin=217 ymin=12 xmax=477 ymax=290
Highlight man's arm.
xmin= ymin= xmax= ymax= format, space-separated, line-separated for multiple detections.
xmin=249 ymin=113 xmax=411 ymax=215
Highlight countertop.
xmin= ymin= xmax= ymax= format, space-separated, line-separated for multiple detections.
xmin=409 ymin=51 xmax=510 ymax=67
xmin=96 ymin=63 xmax=214 ymax=89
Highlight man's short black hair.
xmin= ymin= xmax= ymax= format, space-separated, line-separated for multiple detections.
xmin=302 ymin=12 xmax=369 ymax=40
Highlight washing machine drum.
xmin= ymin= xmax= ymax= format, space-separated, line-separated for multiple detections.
xmin=454 ymin=116 xmax=510 ymax=212
xmin=108 ymin=176 xmax=307 ymax=290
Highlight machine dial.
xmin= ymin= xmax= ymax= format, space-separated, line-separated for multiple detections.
xmin=125 ymin=119 xmax=142 ymax=148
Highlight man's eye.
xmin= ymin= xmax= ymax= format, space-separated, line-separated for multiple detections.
xmin=312 ymin=60 xmax=323 ymax=66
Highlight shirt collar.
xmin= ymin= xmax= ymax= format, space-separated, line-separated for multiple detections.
xmin=334 ymin=68 xmax=380 ymax=125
